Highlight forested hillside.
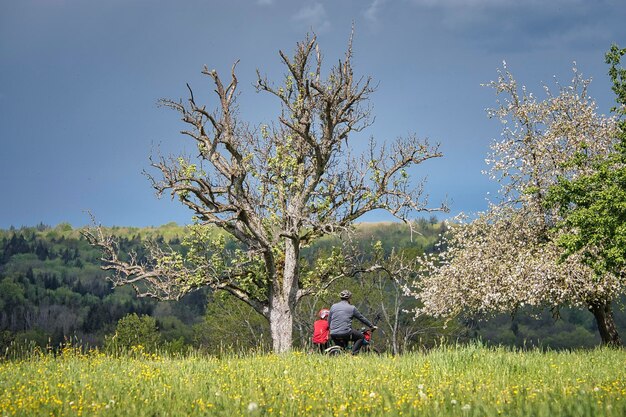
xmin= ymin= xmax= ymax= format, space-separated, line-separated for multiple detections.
xmin=1 ymin=220 xmax=623 ymax=354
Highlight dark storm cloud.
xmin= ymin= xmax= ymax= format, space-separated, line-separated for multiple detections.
xmin=407 ymin=0 xmax=626 ymax=54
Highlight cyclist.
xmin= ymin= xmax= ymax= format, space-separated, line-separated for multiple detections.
xmin=328 ymin=290 xmax=377 ymax=355
xmin=312 ymin=308 xmax=330 ymax=353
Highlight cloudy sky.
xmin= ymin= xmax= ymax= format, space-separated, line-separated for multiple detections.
xmin=1 ymin=0 xmax=625 ymax=228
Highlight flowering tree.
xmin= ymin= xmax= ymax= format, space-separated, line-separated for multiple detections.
xmin=411 ymin=62 xmax=625 ymax=345
xmin=546 ymin=45 xmax=626 ymax=345
xmin=85 ymin=34 xmax=444 ymax=353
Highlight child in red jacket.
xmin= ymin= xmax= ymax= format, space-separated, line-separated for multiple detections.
xmin=312 ymin=308 xmax=330 ymax=353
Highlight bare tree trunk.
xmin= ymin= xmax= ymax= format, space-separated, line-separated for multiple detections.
xmin=269 ymin=296 xmax=293 ymax=353
xmin=269 ymin=239 xmax=299 ymax=353
xmin=589 ymin=300 xmax=622 ymax=346
xmin=391 ymin=303 xmax=400 ymax=356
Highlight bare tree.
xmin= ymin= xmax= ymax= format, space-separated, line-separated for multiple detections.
xmin=85 ymin=33 xmax=444 ymax=352
xmin=355 ymin=243 xmax=455 ymax=354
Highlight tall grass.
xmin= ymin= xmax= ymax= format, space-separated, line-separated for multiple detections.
xmin=1 ymin=343 xmax=624 ymax=416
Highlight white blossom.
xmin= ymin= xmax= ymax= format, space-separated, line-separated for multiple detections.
xmin=410 ymin=65 xmax=624 ymax=322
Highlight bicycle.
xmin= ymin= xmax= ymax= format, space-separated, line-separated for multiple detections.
xmin=324 ymin=325 xmax=381 ymax=356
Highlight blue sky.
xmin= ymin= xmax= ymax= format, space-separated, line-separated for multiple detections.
xmin=1 ymin=0 xmax=625 ymax=228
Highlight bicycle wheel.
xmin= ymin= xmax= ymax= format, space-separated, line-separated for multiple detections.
xmin=324 ymin=346 xmax=343 ymax=356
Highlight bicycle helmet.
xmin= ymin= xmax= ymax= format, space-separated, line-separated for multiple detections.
xmin=339 ymin=289 xmax=352 ymax=300
xmin=318 ymin=308 xmax=330 ymax=319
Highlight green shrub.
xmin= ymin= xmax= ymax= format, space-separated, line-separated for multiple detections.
xmin=104 ymin=313 xmax=161 ymax=354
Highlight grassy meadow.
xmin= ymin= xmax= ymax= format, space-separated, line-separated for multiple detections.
xmin=1 ymin=344 xmax=625 ymax=416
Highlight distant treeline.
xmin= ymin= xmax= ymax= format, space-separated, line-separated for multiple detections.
xmin=1 ymin=219 xmax=623 ymax=354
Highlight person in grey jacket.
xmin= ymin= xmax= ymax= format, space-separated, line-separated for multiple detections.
xmin=328 ymin=289 xmax=377 ymax=355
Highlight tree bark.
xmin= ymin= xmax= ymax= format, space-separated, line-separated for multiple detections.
xmin=589 ymin=300 xmax=622 ymax=346
xmin=269 ymin=296 xmax=293 ymax=353
xmin=268 ymin=239 xmax=299 ymax=353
